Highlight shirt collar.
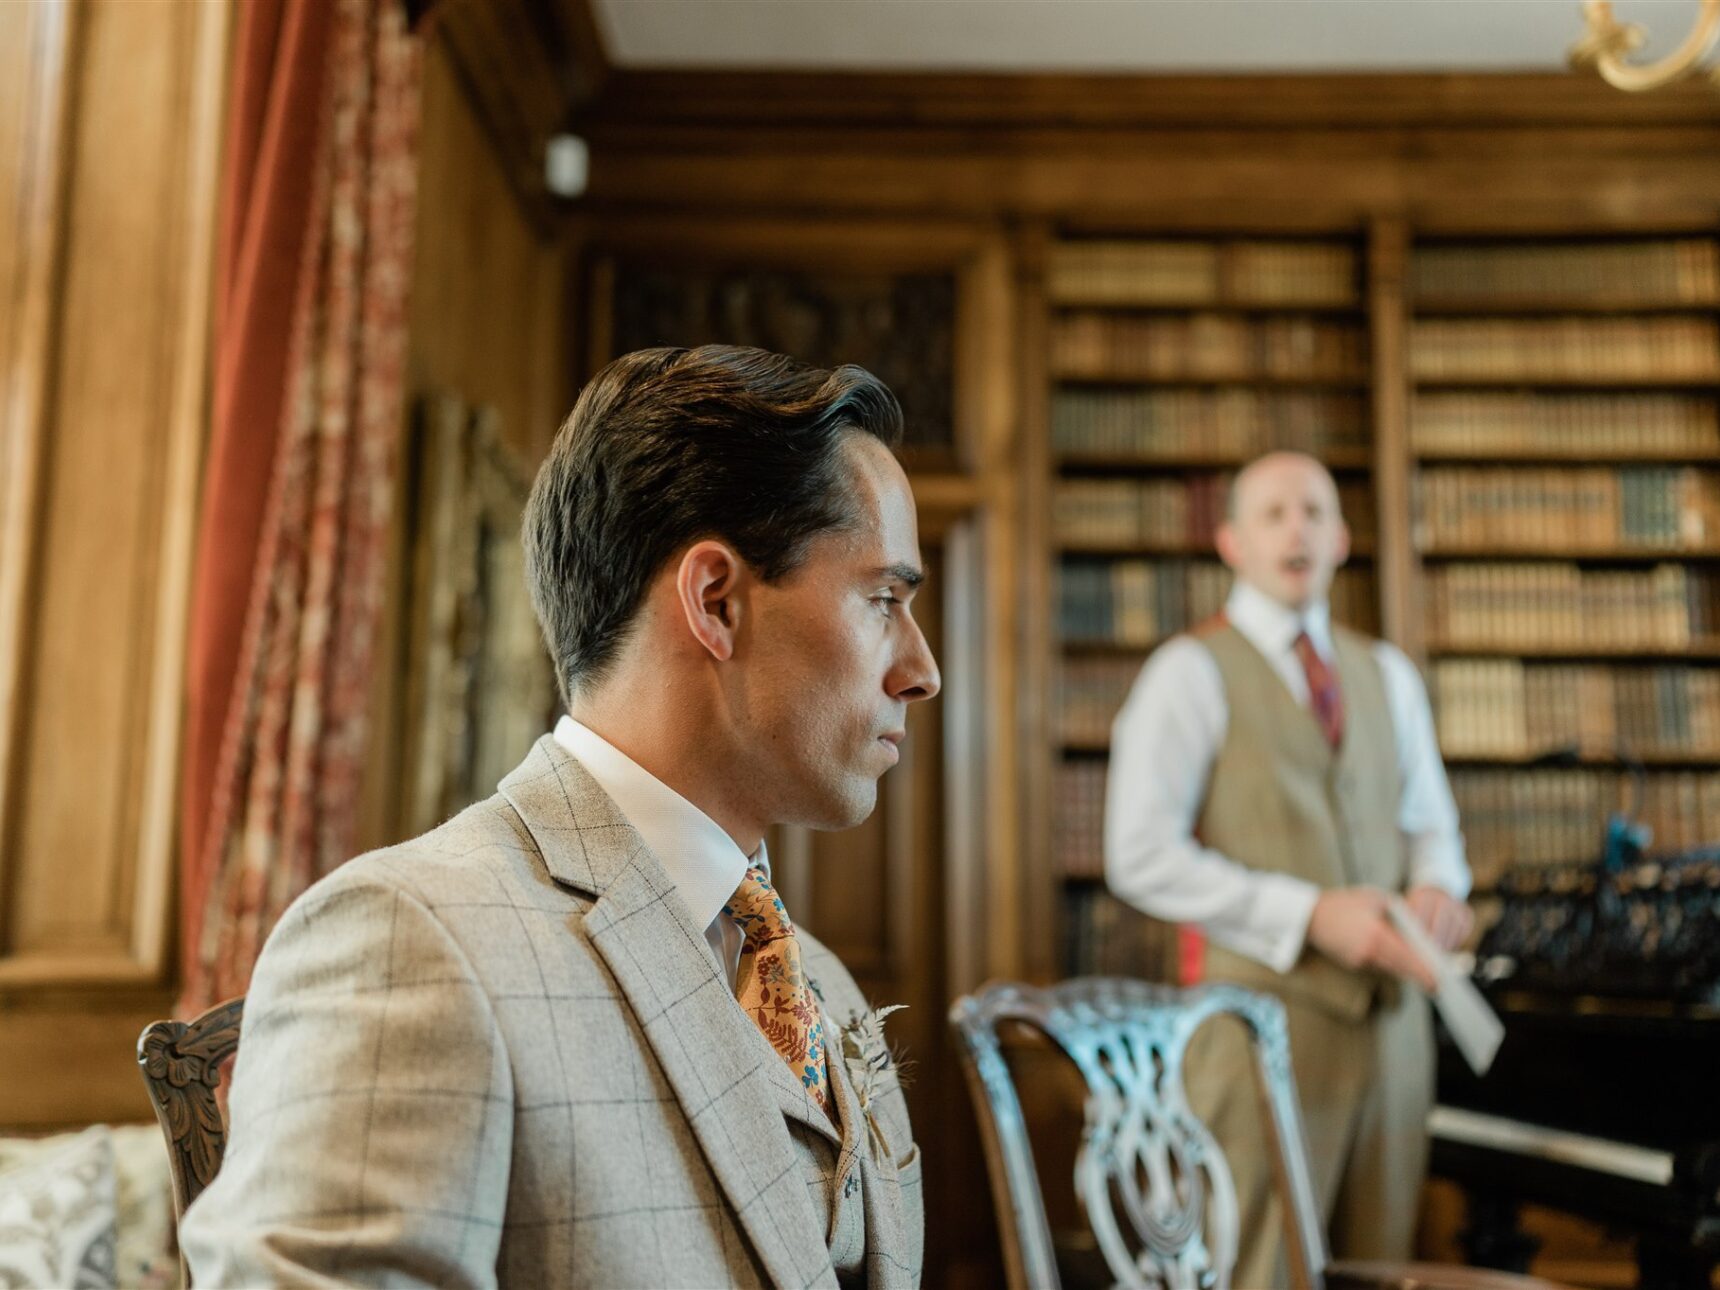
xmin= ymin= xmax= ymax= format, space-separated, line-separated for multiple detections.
xmin=1226 ymin=579 xmax=1334 ymax=661
xmin=552 ymin=715 xmax=759 ymax=932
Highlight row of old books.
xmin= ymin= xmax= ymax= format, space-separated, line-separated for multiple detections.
xmin=1054 ymin=475 xmax=1376 ymax=551
xmin=1424 ymin=563 xmax=1720 ymax=651
xmin=1416 ymin=467 xmax=1720 ymax=551
xmin=1049 ymin=240 xmax=1359 ymax=307
xmin=1432 ymin=661 xmax=1720 ymax=759
xmin=1053 ymin=313 xmax=1368 ymax=382
xmin=1062 ymin=757 xmax=1720 ymax=891
xmin=1410 ymin=392 xmax=1720 ymax=459
xmin=1052 ymin=388 xmax=1371 ymax=462
xmin=1057 ymin=656 xmax=1146 ymax=747
xmin=1453 ymin=768 xmax=1720 ymax=885
xmin=1057 ymin=761 xmax=1720 ymax=899
xmin=1057 ymin=559 xmax=1232 ymax=647
xmin=1063 ymin=884 xmax=1179 ymax=982
xmin=1058 ymin=560 xmax=1379 ymax=646
xmin=1055 ymin=760 xmax=1108 ymax=878
xmin=1412 ymin=240 xmax=1720 ymax=305
xmin=1409 ymin=318 xmax=1720 ymax=381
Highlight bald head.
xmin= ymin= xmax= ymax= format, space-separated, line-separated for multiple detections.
xmin=1216 ymin=451 xmax=1351 ymax=612
xmin=1226 ymin=451 xmax=1342 ymax=523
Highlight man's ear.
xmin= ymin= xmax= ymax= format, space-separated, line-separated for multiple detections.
xmin=675 ymin=540 xmax=744 ymax=661
xmin=1214 ymin=521 xmax=1241 ymax=572
xmin=1333 ymin=519 xmax=1352 ymax=568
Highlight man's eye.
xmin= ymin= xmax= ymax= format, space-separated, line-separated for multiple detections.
xmin=872 ymin=595 xmax=900 ymax=613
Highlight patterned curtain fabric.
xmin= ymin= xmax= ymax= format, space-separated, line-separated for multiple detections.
xmin=180 ymin=0 xmax=421 ymax=1014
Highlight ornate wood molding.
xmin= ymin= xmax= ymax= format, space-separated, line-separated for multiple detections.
xmin=136 ymin=996 xmax=245 ymax=1217
xmin=579 ymin=69 xmax=1720 ymax=135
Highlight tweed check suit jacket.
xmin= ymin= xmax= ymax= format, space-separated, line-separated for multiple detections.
xmin=179 ymin=736 xmax=924 ymax=1288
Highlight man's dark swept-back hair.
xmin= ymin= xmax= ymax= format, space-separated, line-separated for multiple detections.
xmin=522 ymin=344 xmax=905 ymax=704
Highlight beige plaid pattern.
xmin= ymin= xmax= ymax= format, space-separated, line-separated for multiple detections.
xmin=180 ymin=736 xmax=923 ymax=1288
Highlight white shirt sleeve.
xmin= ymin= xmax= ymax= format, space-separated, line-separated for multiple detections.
xmin=1373 ymin=640 xmax=1473 ymax=900
xmin=1103 ymin=636 xmax=1323 ymax=974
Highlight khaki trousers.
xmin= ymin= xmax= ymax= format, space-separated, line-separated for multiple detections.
xmin=1183 ymin=985 xmax=1433 ymax=1290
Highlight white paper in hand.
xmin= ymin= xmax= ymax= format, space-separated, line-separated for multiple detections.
xmin=1386 ymin=896 xmax=1504 ymax=1076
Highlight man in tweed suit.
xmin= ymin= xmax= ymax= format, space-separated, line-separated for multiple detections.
xmin=181 ymin=345 xmax=939 ymax=1287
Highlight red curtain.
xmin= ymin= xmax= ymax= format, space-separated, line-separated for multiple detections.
xmin=180 ymin=0 xmax=421 ymax=1013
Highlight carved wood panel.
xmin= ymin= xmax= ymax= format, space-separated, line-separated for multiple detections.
xmin=610 ymin=264 xmax=957 ymax=453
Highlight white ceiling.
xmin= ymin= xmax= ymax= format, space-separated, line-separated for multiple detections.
xmin=591 ymin=0 xmax=1704 ymax=74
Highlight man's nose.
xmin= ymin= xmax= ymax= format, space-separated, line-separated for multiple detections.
xmin=892 ymin=619 xmax=941 ymax=703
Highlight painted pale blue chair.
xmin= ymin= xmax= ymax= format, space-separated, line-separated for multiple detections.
xmin=950 ymin=977 xmax=1558 ymax=1290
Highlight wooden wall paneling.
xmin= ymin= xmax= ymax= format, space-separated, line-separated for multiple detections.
xmin=1368 ymin=216 xmax=1420 ymax=659
xmin=432 ymin=0 xmax=565 ymax=233
xmin=0 ymin=0 xmax=226 ymax=984
xmin=0 ymin=0 xmax=75 ymax=935
xmin=1012 ymin=219 xmax=1059 ymax=986
xmin=0 ymin=0 xmax=230 ymax=1127
xmin=409 ymin=32 xmax=572 ymax=466
xmin=367 ymin=25 xmax=575 ymax=854
xmin=951 ymin=226 xmax=1025 ymax=991
xmin=576 ymin=118 xmax=1720 ymax=233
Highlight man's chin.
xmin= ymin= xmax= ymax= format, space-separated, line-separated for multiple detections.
xmin=792 ymin=780 xmax=880 ymax=832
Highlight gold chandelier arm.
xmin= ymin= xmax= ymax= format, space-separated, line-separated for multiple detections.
xmin=1571 ymin=0 xmax=1720 ymax=92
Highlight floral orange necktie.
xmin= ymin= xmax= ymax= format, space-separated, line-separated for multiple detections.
xmin=723 ymin=863 xmax=833 ymax=1118
xmin=1293 ymin=629 xmax=1345 ymax=749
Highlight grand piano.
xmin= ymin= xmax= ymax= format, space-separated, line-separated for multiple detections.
xmin=1430 ymin=828 xmax=1720 ymax=1289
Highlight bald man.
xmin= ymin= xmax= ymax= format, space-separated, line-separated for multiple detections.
xmin=1104 ymin=452 xmax=1473 ymax=1286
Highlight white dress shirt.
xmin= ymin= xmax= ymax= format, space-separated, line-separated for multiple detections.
xmin=554 ymin=715 xmax=758 ymax=988
xmin=1103 ymin=580 xmax=1471 ymax=975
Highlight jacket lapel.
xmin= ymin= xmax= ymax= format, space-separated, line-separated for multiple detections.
xmin=500 ymin=736 xmax=837 ymax=1290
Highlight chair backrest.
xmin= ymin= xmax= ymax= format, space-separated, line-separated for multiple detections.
xmin=136 ymin=997 xmax=245 ymax=1223
xmin=950 ymin=977 xmax=1328 ymax=1290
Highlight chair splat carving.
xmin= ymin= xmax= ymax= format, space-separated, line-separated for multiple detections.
xmin=953 ymin=978 xmax=1322 ymax=1290
xmin=952 ymin=976 xmax=1568 ymax=1290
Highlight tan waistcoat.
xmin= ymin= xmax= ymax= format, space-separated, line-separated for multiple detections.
xmin=1194 ymin=621 xmax=1407 ymax=1021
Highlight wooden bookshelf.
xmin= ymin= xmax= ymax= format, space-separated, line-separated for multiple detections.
xmin=1431 ymin=644 xmax=1720 ymax=660
xmin=1040 ymin=228 xmax=1720 ymax=963
xmin=1444 ymin=752 xmax=1720 ymax=768
xmin=1416 ymin=447 xmax=1720 ymax=465
xmin=1054 ymin=372 xmax=1373 ymax=389
xmin=1057 ymin=452 xmax=1374 ymax=472
xmin=1420 ymin=548 xmax=1720 ymax=560
xmin=1413 ymin=298 xmax=1720 ymax=316
xmin=1410 ymin=234 xmax=1720 ymax=885
xmin=1045 ymin=233 xmax=1381 ymax=977
xmin=1413 ymin=375 xmax=1720 ymax=389
xmin=1059 ymin=544 xmax=1379 ymax=560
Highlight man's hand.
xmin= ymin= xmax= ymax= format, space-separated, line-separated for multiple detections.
xmin=1305 ymin=886 xmax=1438 ymax=993
xmin=1405 ymin=883 xmax=1474 ymax=953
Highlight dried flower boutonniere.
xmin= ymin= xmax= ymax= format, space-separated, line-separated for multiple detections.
xmin=834 ymin=1003 xmax=912 ymax=1164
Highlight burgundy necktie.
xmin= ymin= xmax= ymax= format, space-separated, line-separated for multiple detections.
xmin=1292 ymin=630 xmax=1345 ymax=749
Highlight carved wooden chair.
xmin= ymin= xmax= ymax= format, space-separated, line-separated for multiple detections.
xmin=136 ymin=996 xmax=245 ymax=1279
xmin=950 ymin=978 xmax=1560 ymax=1290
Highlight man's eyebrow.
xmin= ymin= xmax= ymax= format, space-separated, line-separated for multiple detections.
xmin=871 ymin=563 xmax=925 ymax=589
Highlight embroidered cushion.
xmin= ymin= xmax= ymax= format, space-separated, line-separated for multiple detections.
xmin=0 ymin=1126 xmax=117 ymax=1289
